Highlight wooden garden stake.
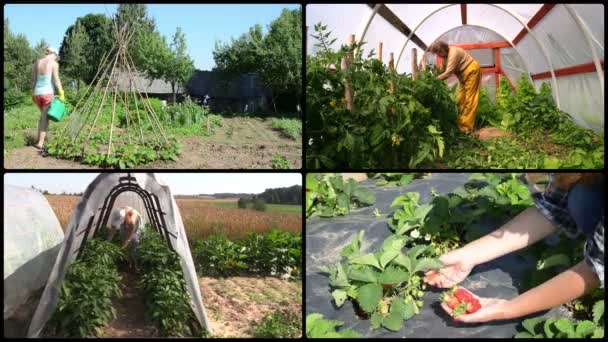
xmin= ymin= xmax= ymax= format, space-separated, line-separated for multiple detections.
xmin=412 ymin=48 xmax=419 ymax=80
xmin=378 ymin=42 xmax=383 ymax=62
xmin=343 ymin=34 xmax=355 ymax=112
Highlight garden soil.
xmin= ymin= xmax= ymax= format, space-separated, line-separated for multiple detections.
xmin=3 ymin=117 xmax=301 ymax=169
xmin=6 ymin=275 xmax=301 ymax=338
xmin=306 ymin=173 xmax=571 ymax=338
xmin=199 ymin=276 xmax=302 ymax=337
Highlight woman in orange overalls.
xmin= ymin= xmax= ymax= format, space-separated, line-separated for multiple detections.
xmin=429 ymin=40 xmax=481 ymax=134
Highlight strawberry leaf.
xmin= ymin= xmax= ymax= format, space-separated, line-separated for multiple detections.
xmin=381 ymin=311 xmax=403 ymax=331
xmin=357 ymin=283 xmax=383 ymax=314
xmin=350 ymin=253 xmax=382 ymax=270
xmin=332 ymin=289 xmax=348 ymax=307
xmin=348 ymin=267 xmax=379 ymax=283
xmin=592 ymin=300 xmax=604 ymax=325
xmin=379 ymin=266 xmax=409 ymax=285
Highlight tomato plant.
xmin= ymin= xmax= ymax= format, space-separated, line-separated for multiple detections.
xmin=306 ymin=23 xmax=449 ymax=169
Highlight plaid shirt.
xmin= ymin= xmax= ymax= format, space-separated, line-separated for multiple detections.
xmin=532 ymin=173 xmax=604 ymax=288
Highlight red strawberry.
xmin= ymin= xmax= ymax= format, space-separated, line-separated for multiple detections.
xmin=446 ymin=296 xmax=460 ymax=309
xmin=454 ymin=288 xmax=474 ymax=302
xmin=466 ymin=299 xmax=481 ymax=313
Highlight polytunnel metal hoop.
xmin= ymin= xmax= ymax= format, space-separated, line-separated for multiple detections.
xmin=424 ymin=24 xmax=535 ymax=87
xmin=563 ymin=4 xmax=604 ymax=102
xmin=380 ymin=3 xmax=561 ymax=109
xmin=72 ymin=174 xmax=176 ymax=258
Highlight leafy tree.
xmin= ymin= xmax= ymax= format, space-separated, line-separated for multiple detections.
xmin=165 ymin=27 xmax=194 ymax=103
xmin=212 ymin=24 xmax=265 ymax=78
xmin=212 ymin=7 xmax=302 ymax=113
xmin=114 ymin=4 xmax=156 ymax=71
xmin=259 ymin=8 xmax=302 ymax=112
xmin=253 ymin=198 xmax=267 ymax=212
xmin=32 ymin=39 xmax=50 ymax=60
xmin=59 ymin=14 xmax=113 ymax=84
xmin=60 ymin=21 xmax=89 ymax=95
xmin=135 ymin=29 xmax=171 ymax=85
xmin=4 ymin=18 xmax=34 ymax=108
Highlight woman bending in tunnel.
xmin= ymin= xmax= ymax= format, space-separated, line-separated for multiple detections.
xmin=107 ymin=206 xmax=144 ymax=271
xmin=424 ymin=173 xmax=604 ymax=323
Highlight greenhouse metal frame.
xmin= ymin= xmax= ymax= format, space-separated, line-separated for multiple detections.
xmin=306 ymin=3 xmax=604 ymax=132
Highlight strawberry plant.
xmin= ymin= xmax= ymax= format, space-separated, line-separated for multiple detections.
xmin=320 ymin=231 xmax=442 ymax=331
xmin=306 ymin=313 xmax=361 ymax=338
xmin=514 ymin=300 xmax=604 ymax=338
xmin=369 ymin=173 xmax=424 ymax=187
xmin=439 ymin=286 xmax=481 ymax=317
xmin=306 ymin=173 xmax=375 ymax=218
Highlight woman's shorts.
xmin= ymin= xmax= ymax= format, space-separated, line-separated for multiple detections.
xmin=33 ymin=94 xmax=54 ymax=110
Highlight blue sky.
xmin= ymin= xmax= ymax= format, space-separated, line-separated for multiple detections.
xmin=4 ymin=3 xmax=301 ymax=71
xmin=4 ymin=173 xmax=302 ymax=195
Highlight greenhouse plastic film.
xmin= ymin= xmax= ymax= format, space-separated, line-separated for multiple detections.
xmin=26 ymin=173 xmax=212 ymax=337
xmin=306 ymin=174 xmax=570 ymax=338
xmin=4 ymin=185 xmax=65 ymax=320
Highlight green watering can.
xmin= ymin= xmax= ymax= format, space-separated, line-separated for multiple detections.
xmin=47 ymin=96 xmax=66 ymax=122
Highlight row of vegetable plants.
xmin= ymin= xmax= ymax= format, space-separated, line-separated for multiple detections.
xmin=46 ymin=239 xmax=125 ymax=337
xmin=306 ymin=173 xmax=604 ymax=338
xmin=192 ymin=228 xmax=301 ymax=279
xmin=306 ymin=23 xmax=604 ymax=169
xmin=136 ymin=227 xmax=203 ymax=337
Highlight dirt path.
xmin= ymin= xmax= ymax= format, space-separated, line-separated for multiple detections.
xmin=199 ymin=276 xmax=302 ymax=338
xmin=100 ymin=270 xmax=157 ymax=338
xmin=3 ymin=117 xmax=301 ymax=169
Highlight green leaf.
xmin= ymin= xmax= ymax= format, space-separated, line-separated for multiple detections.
xmin=370 ymin=312 xmax=383 ymax=330
xmin=522 ymin=317 xmax=543 ymax=335
xmin=514 ymin=332 xmax=535 ymax=338
xmin=412 ymin=258 xmax=443 ymax=274
xmin=399 ymin=174 xmax=414 ymax=186
xmin=591 ymin=327 xmax=603 ymax=338
xmin=341 ymin=231 xmax=364 ymax=258
xmin=356 ymin=283 xmax=383 ymax=314
xmin=406 ymin=245 xmax=428 ymax=260
xmin=353 ymin=187 xmax=376 ymax=205
xmin=348 ymin=267 xmax=379 ymax=283
xmin=381 ymin=311 xmax=403 ymax=331
xmin=575 ymin=320 xmax=597 ymax=337
xmin=537 ymin=254 xmax=570 ymax=270
xmin=392 ymin=253 xmax=412 ymax=272
xmin=328 ymin=264 xmax=350 ymax=288
xmin=379 ymin=250 xmax=400 ymax=269
xmin=379 ymin=267 xmax=409 ymax=285
xmin=544 ymin=318 xmax=557 ymax=338
xmin=554 ymin=318 xmax=574 ymax=334
xmin=592 ymin=300 xmax=604 ymax=325
xmin=350 ymin=253 xmax=381 ymax=270
xmin=332 ymin=289 xmax=348 ymax=307
xmin=306 ymin=313 xmax=324 ymax=334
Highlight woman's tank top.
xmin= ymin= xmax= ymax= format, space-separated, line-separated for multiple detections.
xmin=34 ymin=74 xmax=54 ymax=96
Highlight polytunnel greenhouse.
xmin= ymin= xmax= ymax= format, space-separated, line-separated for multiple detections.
xmin=305 ymin=4 xmax=604 ymax=169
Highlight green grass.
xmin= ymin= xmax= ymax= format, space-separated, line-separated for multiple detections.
xmin=202 ymin=200 xmax=301 ymax=213
xmin=4 ymin=103 xmax=44 ymax=151
xmin=271 ymin=118 xmax=302 ymax=140
xmin=252 ymin=310 xmax=302 ymax=338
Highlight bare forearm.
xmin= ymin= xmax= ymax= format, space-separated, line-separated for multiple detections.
xmin=449 ymin=207 xmax=558 ymax=266
xmin=504 ymin=261 xmax=600 ymax=319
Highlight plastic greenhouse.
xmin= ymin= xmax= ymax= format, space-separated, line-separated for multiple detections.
xmin=306 ymin=4 xmax=604 ymax=169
